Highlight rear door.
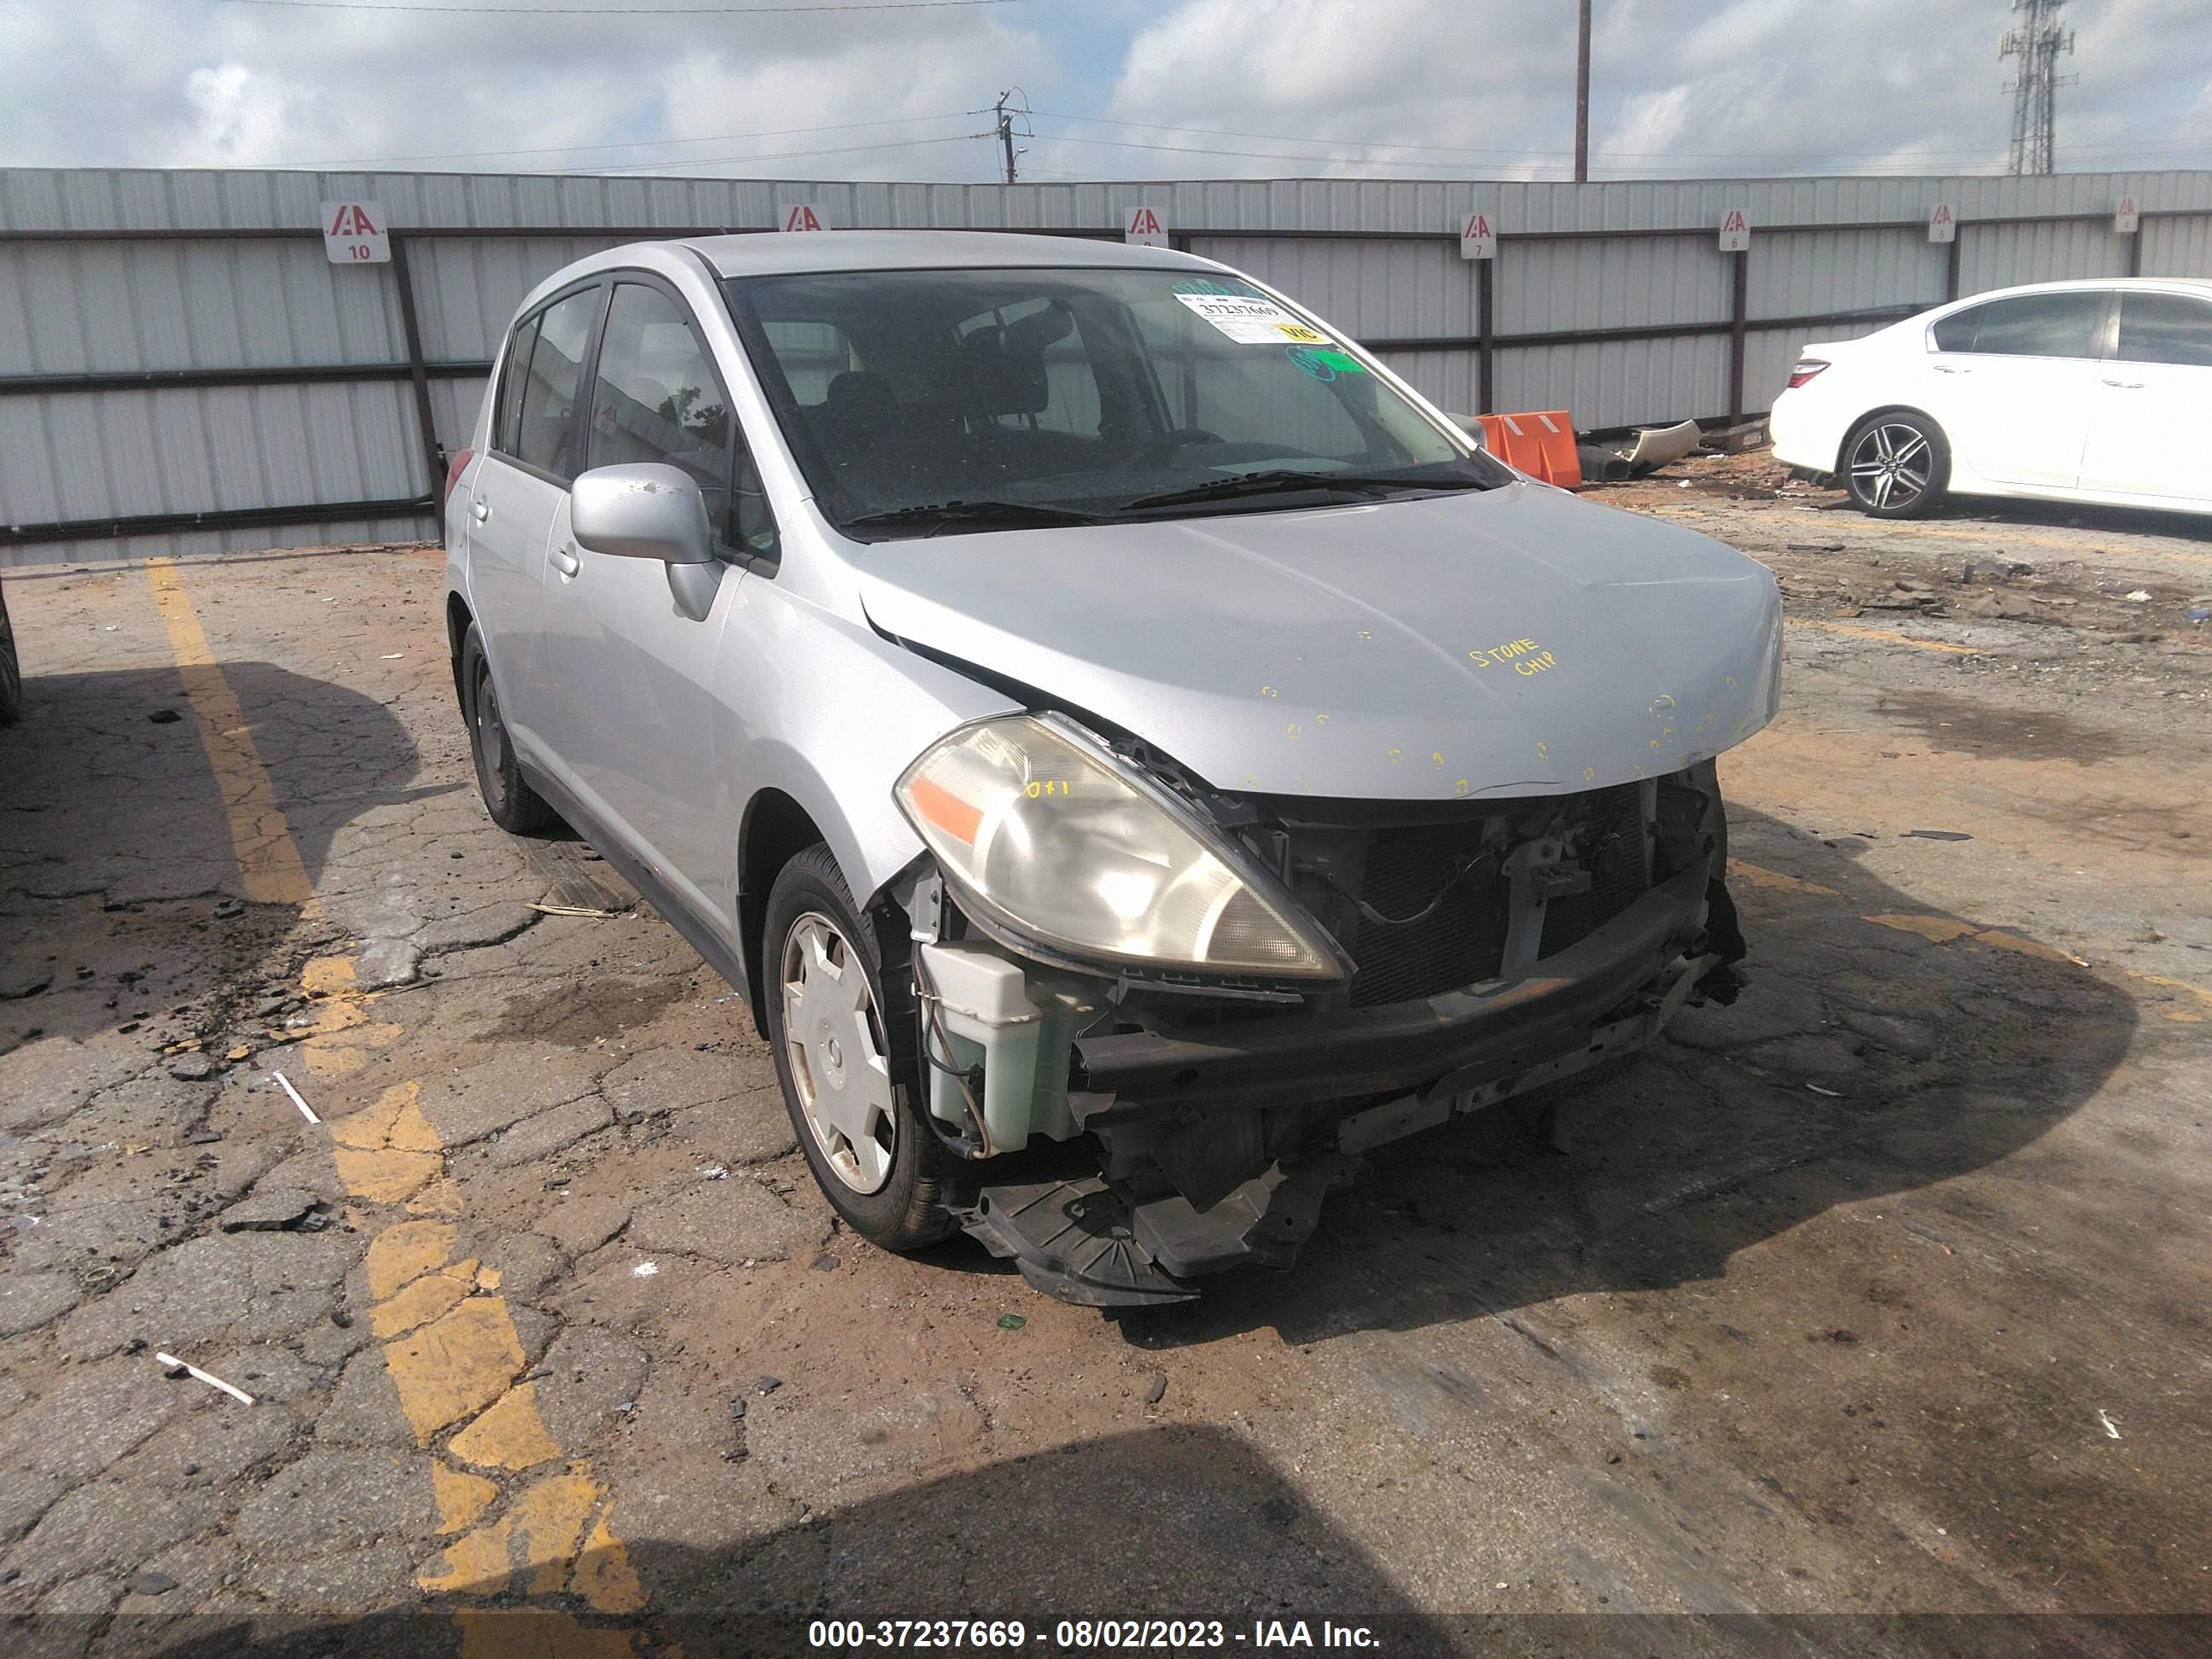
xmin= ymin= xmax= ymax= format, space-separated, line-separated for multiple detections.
xmin=2077 ymin=289 xmax=2212 ymax=506
xmin=533 ymin=275 xmax=778 ymax=923
xmin=463 ymin=282 xmax=606 ymax=754
xmin=1922 ymin=289 xmax=2110 ymax=490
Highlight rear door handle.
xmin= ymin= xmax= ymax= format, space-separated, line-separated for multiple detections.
xmin=2102 ymin=378 xmax=2145 ymax=389
xmin=550 ymin=545 xmax=580 ymax=578
xmin=1932 ymin=364 xmax=1970 ymax=375
xmin=470 ymin=499 xmax=491 ymax=522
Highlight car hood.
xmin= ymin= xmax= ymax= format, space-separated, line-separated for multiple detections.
xmin=852 ymin=480 xmax=1782 ymax=800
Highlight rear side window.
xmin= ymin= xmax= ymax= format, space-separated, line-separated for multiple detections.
xmin=514 ymin=287 xmax=602 ymax=480
xmin=1934 ymin=292 xmax=2106 ymax=360
xmin=2116 ymin=292 xmax=2212 ymax=367
xmin=493 ymin=314 xmax=538 ymax=454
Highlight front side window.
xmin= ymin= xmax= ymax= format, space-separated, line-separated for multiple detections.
xmin=587 ymin=283 xmax=731 ymax=492
xmin=725 ymin=266 xmax=1501 ymax=538
xmin=513 ymin=286 xmax=602 ymax=480
xmin=587 ymin=281 xmax=778 ymax=563
xmin=1933 ymin=292 xmax=2107 ymax=360
xmin=2116 ymin=292 xmax=2212 ymax=367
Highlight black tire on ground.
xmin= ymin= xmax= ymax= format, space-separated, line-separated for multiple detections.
xmin=458 ymin=621 xmax=557 ymax=834
xmin=0 ymin=581 xmax=20 ymax=726
xmin=1840 ymin=411 xmax=1950 ymax=520
xmin=762 ymin=842 xmax=961 ymax=1251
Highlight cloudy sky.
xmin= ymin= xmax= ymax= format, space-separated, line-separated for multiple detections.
xmin=1 ymin=0 xmax=2208 ymax=183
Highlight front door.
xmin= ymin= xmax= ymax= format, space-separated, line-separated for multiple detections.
xmin=2077 ymin=288 xmax=2212 ymax=506
xmin=535 ymin=277 xmax=763 ymax=925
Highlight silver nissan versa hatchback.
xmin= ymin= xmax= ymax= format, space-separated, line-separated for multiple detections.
xmin=444 ymin=230 xmax=1781 ymax=1305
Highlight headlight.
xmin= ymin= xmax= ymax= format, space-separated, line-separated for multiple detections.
xmin=894 ymin=714 xmax=1342 ymax=980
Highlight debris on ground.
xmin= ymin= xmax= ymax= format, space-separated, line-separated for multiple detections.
xmin=155 ymin=1351 xmax=257 ymax=1405
xmin=271 ymin=1070 xmax=320 ymax=1125
xmin=1146 ymin=1372 xmax=1169 ymax=1406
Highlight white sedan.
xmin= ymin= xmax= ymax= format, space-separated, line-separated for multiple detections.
xmin=1769 ymin=277 xmax=2212 ymax=519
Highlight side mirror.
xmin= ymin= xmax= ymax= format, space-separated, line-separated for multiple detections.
xmin=571 ymin=463 xmax=715 ymax=566
xmin=1451 ymin=414 xmax=1489 ymax=449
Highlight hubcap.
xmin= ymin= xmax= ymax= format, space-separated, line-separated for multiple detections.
xmin=780 ymin=912 xmax=896 ymax=1195
xmin=1849 ymin=423 xmax=1932 ymax=510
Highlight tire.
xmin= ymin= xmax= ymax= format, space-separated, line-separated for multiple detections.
xmin=458 ymin=623 xmax=557 ymax=834
xmin=1841 ymin=411 xmax=1949 ymax=519
xmin=763 ymin=843 xmax=960 ymax=1251
xmin=0 ymin=580 xmax=20 ymax=727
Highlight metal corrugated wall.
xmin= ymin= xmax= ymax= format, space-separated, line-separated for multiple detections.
xmin=3 ymin=166 xmax=2210 ymax=564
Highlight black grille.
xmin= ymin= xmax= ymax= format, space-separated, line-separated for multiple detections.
xmin=1540 ymin=783 xmax=1650 ymax=956
xmin=1346 ymin=824 xmax=1510 ymax=1008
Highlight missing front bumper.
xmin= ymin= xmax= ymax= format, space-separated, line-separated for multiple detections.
xmin=956 ymin=864 xmax=1722 ymax=1307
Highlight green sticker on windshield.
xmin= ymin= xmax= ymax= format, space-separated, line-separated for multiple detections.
xmin=1288 ymin=345 xmax=1366 ymax=381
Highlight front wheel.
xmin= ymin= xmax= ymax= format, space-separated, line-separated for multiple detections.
xmin=1842 ymin=413 xmax=1949 ymax=519
xmin=763 ymin=844 xmax=960 ymax=1251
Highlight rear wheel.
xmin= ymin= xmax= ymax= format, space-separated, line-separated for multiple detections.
xmin=1842 ymin=412 xmax=1948 ymax=519
xmin=763 ymin=843 xmax=959 ymax=1251
xmin=458 ymin=623 xmax=556 ymax=834
xmin=0 ymin=581 xmax=20 ymax=726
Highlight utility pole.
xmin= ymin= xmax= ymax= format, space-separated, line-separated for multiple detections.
xmin=995 ymin=90 xmax=1019 ymax=185
xmin=2001 ymin=0 xmax=2075 ymax=176
xmin=1574 ymin=0 xmax=1592 ymax=183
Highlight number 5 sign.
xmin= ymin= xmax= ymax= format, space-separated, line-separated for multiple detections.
xmin=320 ymin=201 xmax=389 ymax=265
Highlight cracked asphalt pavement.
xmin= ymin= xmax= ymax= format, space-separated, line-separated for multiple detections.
xmin=0 ymin=469 xmax=2208 ymax=1656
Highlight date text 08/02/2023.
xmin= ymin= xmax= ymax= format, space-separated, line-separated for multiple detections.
xmin=805 ymin=1620 xmax=1383 ymax=1650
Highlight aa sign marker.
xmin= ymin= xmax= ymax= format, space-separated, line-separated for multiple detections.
xmin=320 ymin=201 xmax=389 ymax=265
xmin=1126 ymin=205 xmax=1168 ymax=247
xmin=781 ymin=204 xmax=829 ymax=232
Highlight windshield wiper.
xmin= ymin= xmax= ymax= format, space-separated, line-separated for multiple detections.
xmin=1124 ymin=469 xmax=1490 ymax=512
xmin=844 ymin=499 xmax=1114 ymax=535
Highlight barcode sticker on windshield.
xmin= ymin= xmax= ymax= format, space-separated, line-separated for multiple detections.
xmin=1174 ymin=291 xmax=1331 ymax=346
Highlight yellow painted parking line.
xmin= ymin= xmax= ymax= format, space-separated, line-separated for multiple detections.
xmin=1731 ymin=860 xmax=1842 ymax=898
xmin=2125 ymin=969 xmax=2212 ymax=1023
xmin=145 ymin=558 xmax=320 ymax=910
xmin=1784 ymin=616 xmax=1982 ymax=655
xmin=1865 ymin=913 xmax=2089 ymax=964
xmin=145 ymin=558 xmax=646 ymax=1629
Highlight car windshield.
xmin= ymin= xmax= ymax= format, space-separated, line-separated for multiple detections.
xmin=722 ymin=266 xmax=1506 ymax=538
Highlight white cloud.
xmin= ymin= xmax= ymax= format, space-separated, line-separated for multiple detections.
xmin=0 ymin=0 xmax=2203 ymax=183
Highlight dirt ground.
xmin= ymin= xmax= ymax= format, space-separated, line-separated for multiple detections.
xmin=1 ymin=453 xmax=2208 ymax=1657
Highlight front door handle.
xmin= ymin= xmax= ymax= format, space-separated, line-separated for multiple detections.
xmin=1932 ymin=364 xmax=1970 ymax=375
xmin=470 ymin=498 xmax=491 ymax=522
xmin=550 ymin=545 xmax=580 ymax=578
xmin=2101 ymin=378 xmax=2145 ymax=389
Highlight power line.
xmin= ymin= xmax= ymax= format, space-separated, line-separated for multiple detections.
xmin=572 ymin=131 xmax=991 ymax=173
xmin=1025 ymin=108 xmax=2206 ymax=167
xmin=276 ymin=110 xmax=983 ymax=168
xmin=219 ymin=0 xmax=1023 ymax=15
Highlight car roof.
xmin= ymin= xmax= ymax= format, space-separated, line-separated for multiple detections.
xmin=673 ymin=229 xmax=1219 ymax=280
xmin=1943 ymin=276 xmax=2212 ymax=306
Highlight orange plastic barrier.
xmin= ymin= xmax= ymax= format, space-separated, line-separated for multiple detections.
xmin=1476 ymin=410 xmax=1582 ymax=489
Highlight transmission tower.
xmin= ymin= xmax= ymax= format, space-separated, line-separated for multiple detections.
xmin=2001 ymin=0 xmax=2075 ymax=176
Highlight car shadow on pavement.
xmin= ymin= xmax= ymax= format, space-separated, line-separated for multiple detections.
xmin=96 ymin=1426 xmax=1445 ymax=1657
xmin=1113 ymin=806 xmax=2139 ymax=1348
xmin=0 ymin=661 xmax=427 ymax=1051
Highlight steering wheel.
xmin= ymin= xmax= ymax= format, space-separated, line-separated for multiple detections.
xmin=1133 ymin=427 xmax=1227 ymax=468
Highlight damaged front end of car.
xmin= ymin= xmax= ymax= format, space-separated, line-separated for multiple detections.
xmin=884 ymin=711 xmax=1744 ymax=1307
